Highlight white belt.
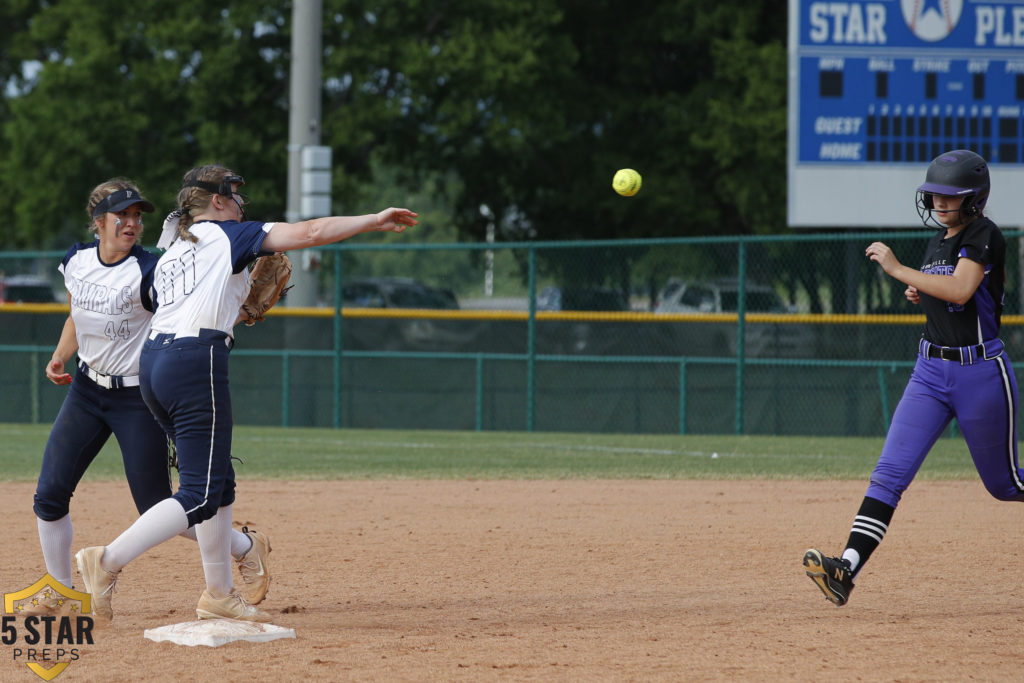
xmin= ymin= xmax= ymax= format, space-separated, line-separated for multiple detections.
xmin=78 ymin=361 xmax=139 ymax=389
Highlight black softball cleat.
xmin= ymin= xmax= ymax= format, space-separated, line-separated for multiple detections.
xmin=802 ymin=548 xmax=854 ymax=606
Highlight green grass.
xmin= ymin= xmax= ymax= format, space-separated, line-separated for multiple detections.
xmin=0 ymin=423 xmax=980 ymax=482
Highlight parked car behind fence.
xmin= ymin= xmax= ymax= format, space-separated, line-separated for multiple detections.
xmin=0 ymin=275 xmax=60 ymax=304
xmin=339 ymin=277 xmax=468 ymax=351
xmin=536 ymin=285 xmax=629 ymax=312
xmin=342 ymin=277 xmax=459 ymax=310
xmin=655 ymin=278 xmax=813 ymax=357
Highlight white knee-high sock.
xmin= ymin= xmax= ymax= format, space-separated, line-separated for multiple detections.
xmin=178 ymin=526 xmax=252 ymax=560
xmin=102 ymin=498 xmax=189 ymax=571
xmin=37 ymin=515 xmax=74 ymax=588
xmin=196 ymin=505 xmax=234 ymax=598
xmin=231 ymin=529 xmax=252 ymax=559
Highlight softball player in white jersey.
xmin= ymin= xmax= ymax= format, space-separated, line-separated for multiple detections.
xmin=75 ymin=164 xmax=417 ymax=622
xmin=34 ymin=179 xmax=163 ymax=596
xmin=34 ymin=179 xmax=269 ymax=612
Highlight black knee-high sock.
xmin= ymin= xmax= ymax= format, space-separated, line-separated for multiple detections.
xmin=844 ymin=496 xmax=895 ymax=578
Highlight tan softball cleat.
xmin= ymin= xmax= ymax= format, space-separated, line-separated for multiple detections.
xmin=196 ymin=589 xmax=271 ymax=622
xmin=16 ymin=591 xmax=75 ymax=617
xmin=236 ymin=526 xmax=272 ymax=604
xmin=75 ymin=546 xmax=121 ymax=621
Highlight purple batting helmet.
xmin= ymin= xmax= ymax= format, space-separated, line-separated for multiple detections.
xmin=916 ymin=149 xmax=990 ymax=228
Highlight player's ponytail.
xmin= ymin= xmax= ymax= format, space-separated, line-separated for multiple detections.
xmin=174 ymin=165 xmax=242 ymax=243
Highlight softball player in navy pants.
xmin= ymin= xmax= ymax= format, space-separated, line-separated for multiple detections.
xmin=804 ymin=149 xmax=1021 ymax=606
xmin=75 ymin=164 xmax=417 ymax=622
xmin=35 ymin=179 xmax=164 ymax=594
xmin=35 ymin=180 xmax=267 ymax=609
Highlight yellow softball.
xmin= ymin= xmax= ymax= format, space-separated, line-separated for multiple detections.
xmin=612 ymin=168 xmax=642 ymax=196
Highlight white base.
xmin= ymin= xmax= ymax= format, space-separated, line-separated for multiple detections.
xmin=143 ymin=619 xmax=296 ymax=647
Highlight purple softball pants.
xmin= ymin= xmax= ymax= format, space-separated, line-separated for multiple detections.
xmin=867 ymin=339 xmax=1023 ymax=506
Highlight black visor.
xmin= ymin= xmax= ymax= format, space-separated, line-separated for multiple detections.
xmin=91 ymin=188 xmax=156 ymax=218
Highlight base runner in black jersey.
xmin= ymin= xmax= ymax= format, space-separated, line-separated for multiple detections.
xmin=803 ymin=150 xmax=1022 ymax=606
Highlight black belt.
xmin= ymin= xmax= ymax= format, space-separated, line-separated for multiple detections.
xmin=926 ymin=345 xmax=983 ymax=362
xmin=148 ymin=328 xmax=234 ymax=350
xmin=918 ymin=339 xmax=999 ymax=365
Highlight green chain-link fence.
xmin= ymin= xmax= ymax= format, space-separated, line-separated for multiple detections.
xmin=4 ymin=231 xmax=1024 ymax=435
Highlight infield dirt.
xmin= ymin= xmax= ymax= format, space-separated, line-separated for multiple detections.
xmin=0 ymin=479 xmax=1017 ymax=681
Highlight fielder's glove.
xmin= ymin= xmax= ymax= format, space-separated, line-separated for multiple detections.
xmin=241 ymin=253 xmax=293 ymax=326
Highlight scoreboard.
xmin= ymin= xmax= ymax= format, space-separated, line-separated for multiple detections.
xmin=788 ymin=0 xmax=1024 ymax=227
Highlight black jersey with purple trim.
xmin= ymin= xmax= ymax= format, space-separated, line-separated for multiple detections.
xmin=917 ymin=217 xmax=1005 ymax=347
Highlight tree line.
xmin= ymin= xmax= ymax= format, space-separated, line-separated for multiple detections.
xmin=0 ymin=0 xmax=787 ymax=252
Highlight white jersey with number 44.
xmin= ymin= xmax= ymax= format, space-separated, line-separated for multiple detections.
xmin=59 ymin=241 xmax=159 ymax=377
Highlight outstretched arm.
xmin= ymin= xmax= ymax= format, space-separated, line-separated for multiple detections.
xmin=261 ymin=208 xmax=418 ymax=253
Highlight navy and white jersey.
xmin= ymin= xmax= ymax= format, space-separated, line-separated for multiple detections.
xmin=150 ymin=220 xmax=274 ymax=337
xmin=58 ymin=241 xmax=159 ymax=376
xmin=918 ymin=217 xmax=1006 ymax=347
